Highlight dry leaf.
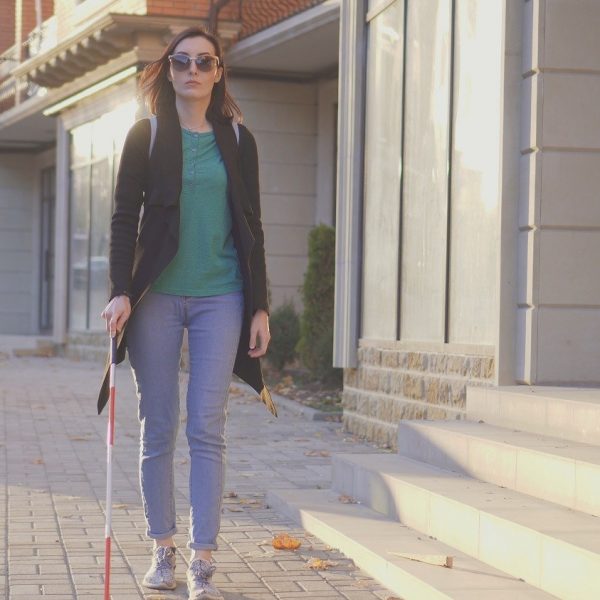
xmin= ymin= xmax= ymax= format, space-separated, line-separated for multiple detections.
xmin=272 ymin=533 xmax=301 ymax=550
xmin=33 ymin=458 xmax=44 ymax=464
xmin=307 ymin=558 xmax=338 ymax=570
xmin=177 ymin=459 xmax=188 ymax=465
xmin=69 ymin=436 xmax=90 ymax=441
xmin=224 ymin=490 xmax=238 ymax=498
xmin=338 ymin=494 xmax=359 ymax=504
xmin=226 ymin=507 xmax=244 ymax=512
xmin=113 ymin=504 xmax=128 ymax=509
xmin=304 ymin=449 xmax=330 ymax=457
xmin=239 ymin=498 xmax=262 ymax=506
xmin=353 ymin=578 xmax=376 ymax=588
xmin=390 ymin=552 xmax=453 ymax=568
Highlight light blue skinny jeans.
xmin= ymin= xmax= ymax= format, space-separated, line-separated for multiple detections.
xmin=126 ymin=289 xmax=244 ymax=550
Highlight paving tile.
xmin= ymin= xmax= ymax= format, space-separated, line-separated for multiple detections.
xmin=0 ymin=356 xmax=393 ymax=600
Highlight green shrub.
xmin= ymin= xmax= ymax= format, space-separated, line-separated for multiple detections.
xmin=296 ymin=224 xmax=342 ymax=384
xmin=267 ymin=299 xmax=300 ymax=371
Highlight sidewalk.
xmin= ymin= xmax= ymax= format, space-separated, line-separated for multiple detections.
xmin=0 ymin=354 xmax=397 ymax=600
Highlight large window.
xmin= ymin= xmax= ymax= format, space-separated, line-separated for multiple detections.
xmin=361 ymin=0 xmax=500 ymax=346
xmin=68 ymin=101 xmax=137 ymax=331
xmin=361 ymin=0 xmax=405 ymax=340
xmin=400 ymin=0 xmax=453 ymax=341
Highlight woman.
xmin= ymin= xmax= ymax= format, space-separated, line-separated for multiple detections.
xmin=98 ymin=25 xmax=277 ymax=600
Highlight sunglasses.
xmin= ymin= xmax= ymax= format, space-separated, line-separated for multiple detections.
xmin=168 ymin=53 xmax=220 ymax=72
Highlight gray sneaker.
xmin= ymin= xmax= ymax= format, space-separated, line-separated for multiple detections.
xmin=142 ymin=545 xmax=177 ymax=590
xmin=187 ymin=557 xmax=223 ymax=600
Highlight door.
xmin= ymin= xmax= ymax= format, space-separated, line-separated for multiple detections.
xmin=39 ymin=166 xmax=55 ymax=332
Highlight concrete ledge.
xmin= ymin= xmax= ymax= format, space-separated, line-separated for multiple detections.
xmin=331 ymin=452 xmax=600 ymax=598
xmin=231 ymin=381 xmax=342 ymax=422
xmin=467 ymin=385 xmax=600 ymax=444
xmin=397 ymin=419 xmax=600 ymax=516
xmin=267 ymin=487 xmax=555 ymax=599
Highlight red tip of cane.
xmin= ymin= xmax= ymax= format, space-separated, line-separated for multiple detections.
xmin=104 ymin=536 xmax=111 ymax=599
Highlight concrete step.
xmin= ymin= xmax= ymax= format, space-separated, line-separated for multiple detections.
xmin=467 ymin=386 xmax=600 ymax=445
xmin=331 ymin=452 xmax=600 ymax=599
xmin=397 ymin=419 xmax=600 ymax=516
xmin=266 ymin=487 xmax=557 ymax=600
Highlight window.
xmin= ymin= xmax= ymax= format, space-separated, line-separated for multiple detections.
xmin=68 ymin=101 xmax=137 ymax=331
xmin=399 ymin=0 xmax=453 ymax=342
xmin=361 ymin=0 xmax=405 ymax=340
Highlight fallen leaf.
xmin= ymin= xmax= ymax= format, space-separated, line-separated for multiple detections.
xmin=390 ymin=552 xmax=453 ymax=568
xmin=353 ymin=578 xmax=377 ymax=588
xmin=304 ymin=449 xmax=330 ymax=457
xmin=33 ymin=458 xmax=44 ymax=464
xmin=69 ymin=436 xmax=90 ymax=441
xmin=338 ymin=494 xmax=359 ymax=504
xmin=239 ymin=498 xmax=262 ymax=506
xmin=307 ymin=558 xmax=338 ymax=570
xmin=224 ymin=491 xmax=238 ymax=498
xmin=272 ymin=533 xmax=301 ymax=550
xmin=113 ymin=504 xmax=128 ymax=509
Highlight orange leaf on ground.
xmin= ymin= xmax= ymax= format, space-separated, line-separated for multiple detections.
xmin=272 ymin=533 xmax=302 ymax=550
xmin=307 ymin=558 xmax=338 ymax=570
xmin=304 ymin=449 xmax=330 ymax=457
xmin=338 ymin=494 xmax=359 ymax=504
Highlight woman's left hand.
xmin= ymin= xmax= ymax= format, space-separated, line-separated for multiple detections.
xmin=248 ymin=309 xmax=270 ymax=358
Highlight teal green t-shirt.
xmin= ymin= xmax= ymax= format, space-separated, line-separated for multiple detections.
xmin=151 ymin=127 xmax=243 ymax=296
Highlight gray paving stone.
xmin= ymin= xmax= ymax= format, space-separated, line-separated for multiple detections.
xmin=0 ymin=356 xmax=393 ymax=599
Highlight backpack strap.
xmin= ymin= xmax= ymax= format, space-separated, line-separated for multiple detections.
xmin=148 ymin=115 xmax=238 ymax=159
xmin=149 ymin=115 xmax=157 ymax=159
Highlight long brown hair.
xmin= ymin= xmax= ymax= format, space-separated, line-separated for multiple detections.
xmin=138 ymin=26 xmax=242 ymax=123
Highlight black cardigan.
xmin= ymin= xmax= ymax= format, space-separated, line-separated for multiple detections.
xmin=96 ymin=105 xmax=277 ymax=417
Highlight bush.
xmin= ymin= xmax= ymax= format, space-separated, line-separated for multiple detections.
xmin=267 ymin=299 xmax=300 ymax=371
xmin=296 ymin=224 xmax=342 ymax=384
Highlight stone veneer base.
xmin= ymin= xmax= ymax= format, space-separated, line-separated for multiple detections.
xmin=342 ymin=343 xmax=495 ymax=449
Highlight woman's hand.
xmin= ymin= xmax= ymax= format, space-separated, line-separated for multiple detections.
xmin=100 ymin=295 xmax=132 ymax=338
xmin=248 ymin=309 xmax=270 ymax=358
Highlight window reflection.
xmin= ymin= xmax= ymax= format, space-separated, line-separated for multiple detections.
xmin=68 ymin=100 xmax=137 ymax=331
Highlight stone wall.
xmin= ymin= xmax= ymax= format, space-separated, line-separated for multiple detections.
xmin=342 ymin=344 xmax=495 ymax=448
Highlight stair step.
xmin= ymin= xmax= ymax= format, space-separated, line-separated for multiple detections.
xmin=331 ymin=452 xmax=600 ymax=599
xmin=467 ymin=386 xmax=600 ymax=444
xmin=266 ymin=487 xmax=557 ymax=600
xmin=397 ymin=419 xmax=600 ymax=516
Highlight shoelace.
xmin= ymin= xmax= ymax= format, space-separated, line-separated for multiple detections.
xmin=153 ymin=548 xmax=175 ymax=577
xmin=189 ymin=558 xmax=216 ymax=583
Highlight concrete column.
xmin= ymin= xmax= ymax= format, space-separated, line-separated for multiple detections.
xmin=518 ymin=0 xmax=600 ymax=384
xmin=333 ymin=0 xmax=367 ymax=368
xmin=52 ymin=117 xmax=69 ymax=345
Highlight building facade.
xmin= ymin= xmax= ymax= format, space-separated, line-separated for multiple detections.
xmin=335 ymin=0 xmax=600 ymax=446
xmin=0 ymin=0 xmax=339 ymax=347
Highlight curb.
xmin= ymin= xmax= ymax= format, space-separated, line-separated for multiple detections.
xmin=232 ymin=381 xmax=343 ymax=422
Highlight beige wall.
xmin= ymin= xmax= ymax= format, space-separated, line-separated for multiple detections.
xmin=229 ymin=77 xmax=321 ymax=313
xmin=518 ymin=0 xmax=600 ymax=384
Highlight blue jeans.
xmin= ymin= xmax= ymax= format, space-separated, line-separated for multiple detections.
xmin=126 ymin=289 xmax=244 ymax=551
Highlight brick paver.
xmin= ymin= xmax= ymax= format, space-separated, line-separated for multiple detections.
xmin=0 ymin=354 xmax=397 ymax=600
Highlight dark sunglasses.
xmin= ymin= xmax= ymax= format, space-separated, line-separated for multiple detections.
xmin=168 ymin=53 xmax=220 ymax=72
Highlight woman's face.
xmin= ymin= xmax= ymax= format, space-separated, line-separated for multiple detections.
xmin=167 ymin=35 xmax=222 ymax=103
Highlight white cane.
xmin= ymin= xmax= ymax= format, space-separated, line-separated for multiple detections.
xmin=103 ymin=335 xmax=117 ymax=599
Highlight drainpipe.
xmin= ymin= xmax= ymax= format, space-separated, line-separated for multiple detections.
xmin=208 ymin=0 xmax=237 ymax=33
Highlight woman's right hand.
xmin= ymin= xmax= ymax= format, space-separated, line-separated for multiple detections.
xmin=100 ymin=295 xmax=132 ymax=337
